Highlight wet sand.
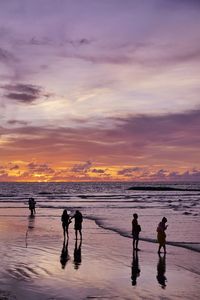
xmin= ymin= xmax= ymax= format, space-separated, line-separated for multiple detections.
xmin=0 ymin=209 xmax=199 ymax=300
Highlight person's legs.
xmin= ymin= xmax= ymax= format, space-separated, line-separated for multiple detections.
xmin=66 ymin=226 xmax=69 ymax=239
xmin=79 ymin=229 xmax=82 ymax=239
xmin=75 ymin=229 xmax=78 ymax=240
xmin=158 ymin=244 xmax=161 ymax=254
xmin=133 ymin=238 xmax=136 ymax=249
xmin=135 ymin=238 xmax=139 ymax=250
xmin=62 ymin=224 xmax=66 ymax=239
xmin=163 ymin=244 xmax=166 ymax=253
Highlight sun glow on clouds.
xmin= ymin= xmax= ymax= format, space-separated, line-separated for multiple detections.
xmin=1 ymin=159 xmax=200 ymax=182
xmin=0 ymin=0 xmax=200 ymax=181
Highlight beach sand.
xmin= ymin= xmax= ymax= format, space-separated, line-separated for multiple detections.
xmin=0 ymin=208 xmax=199 ymax=300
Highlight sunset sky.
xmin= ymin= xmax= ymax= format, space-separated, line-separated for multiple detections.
xmin=0 ymin=0 xmax=200 ymax=182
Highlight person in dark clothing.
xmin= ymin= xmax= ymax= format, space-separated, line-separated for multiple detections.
xmin=72 ymin=210 xmax=83 ymax=240
xmin=61 ymin=209 xmax=71 ymax=239
xmin=28 ymin=198 xmax=36 ymax=216
xmin=132 ymin=213 xmax=141 ymax=250
xmin=157 ymin=217 xmax=168 ymax=254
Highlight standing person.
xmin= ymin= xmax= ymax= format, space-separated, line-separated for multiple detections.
xmin=61 ymin=209 xmax=71 ymax=239
xmin=28 ymin=198 xmax=36 ymax=216
xmin=32 ymin=198 xmax=36 ymax=214
xmin=72 ymin=210 xmax=83 ymax=240
xmin=157 ymin=217 xmax=168 ymax=254
xmin=132 ymin=213 xmax=141 ymax=250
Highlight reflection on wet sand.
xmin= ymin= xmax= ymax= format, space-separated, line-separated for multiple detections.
xmin=131 ymin=249 xmax=140 ymax=286
xmin=157 ymin=253 xmax=167 ymax=289
xmin=73 ymin=239 xmax=82 ymax=270
xmin=60 ymin=238 xmax=70 ymax=269
xmin=25 ymin=215 xmax=35 ymax=248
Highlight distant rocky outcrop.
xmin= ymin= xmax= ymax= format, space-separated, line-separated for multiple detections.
xmin=127 ymin=186 xmax=199 ymax=191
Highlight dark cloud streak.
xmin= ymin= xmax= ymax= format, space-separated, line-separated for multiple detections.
xmin=71 ymin=161 xmax=92 ymax=173
xmin=2 ymin=83 xmax=46 ymax=103
xmin=6 ymin=92 xmax=38 ymax=103
xmin=7 ymin=120 xmax=28 ymax=126
xmin=0 ymin=47 xmax=18 ymax=63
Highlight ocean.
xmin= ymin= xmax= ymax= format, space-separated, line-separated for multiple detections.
xmin=0 ymin=181 xmax=199 ymax=252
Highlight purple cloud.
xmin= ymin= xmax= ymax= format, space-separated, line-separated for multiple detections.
xmin=91 ymin=168 xmax=106 ymax=174
xmin=0 ymin=47 xmax=17 ymax=63
xmin=2 ymin=83 xmax=46 ymax=103
xmin=27 ymin=162 xmax=55 ymax=174
xmin=0 ymin=109 xmax=199 ymax=175
xmin=9 ymin=164 xmax=19 ymax=170
xmin=6 ymin=93 xmax=38 ymax=103
xmin=71 ymin=160 xmax=92 ymax=173
xmin=118 ymin=167 xmax=142 ymax=176
xmin=7 ymin=120 xmax=28 ymax=126
xmin=167 ymin=169 xmax=200 ymax=181
xmin=141 ymin=168 xmax=200 ymax=182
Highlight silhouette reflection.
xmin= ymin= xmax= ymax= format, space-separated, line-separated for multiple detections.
xmin=131 ymin=249 xmax=140 ymax=286
xmin=73 ymin=239 xmax=82 ymax=270
xmin=28 ymin=214 xmax=35 ymax=229
xmin=157 ymin=253 xmax=167 ymax=289
xmin=25 ymin=215 xmax=35 ymax=247
xmin=60 ymin=239 xmax=70 ymax=269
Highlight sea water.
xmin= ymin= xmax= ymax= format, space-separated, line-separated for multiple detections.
xmin=0 ymin=182 xmax=199 ymax=252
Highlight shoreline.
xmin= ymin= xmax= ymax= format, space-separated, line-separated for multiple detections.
xmin=0 ymin=212 xmax=199 ymax=299
xmin=1 ymin=208 xmax=199 ymax=253
xmin=88 ymin=216 xmax=200 ymax=253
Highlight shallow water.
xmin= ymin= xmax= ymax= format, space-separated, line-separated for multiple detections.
xmin=0 ymin=215 xmax=199 ymax=300
xmin=0 ymin=182 xmax=199 ymax=252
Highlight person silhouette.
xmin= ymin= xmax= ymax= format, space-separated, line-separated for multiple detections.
xmin=132 ymin=213 xmax=141 ymax=250
xmin=157 ymin=217 xmax=168 ymax=254
xmin=73 ymin=239 xmax=82 ymax=270
xmin=157 ymin=253 xmax=167 ymax=289
xmin=60 ymin=239 xmax=70 ymax=269
xmin=28 ymin=197 xmax=36 ymax=216
xmin=131 ymin=249 xmax=140 ymax=286
xmin=72 ymin=210 xmax=83 ymax=240
xmin=61 ymin=209 xmax=71 ymax=239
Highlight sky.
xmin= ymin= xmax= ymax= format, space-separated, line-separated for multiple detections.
xmin=0 ymin=0 xmax=200 ymax=182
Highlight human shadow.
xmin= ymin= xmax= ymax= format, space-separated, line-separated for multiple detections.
xmin=157 ymin=253 xmax=167 ymax=289
xmin=73 ymin=239 xmax=82 ymax=270
xmin=131 ymin=249 xmax=140 ymax=286
xmin=60 ymin=238 xmax=70 ymax=269
xmin=25 ymin=215 xmax=35 ymax=248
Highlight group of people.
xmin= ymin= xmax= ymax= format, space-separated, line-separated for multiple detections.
xmin=132 ymin=213 xmax=168 ymax=253
xmin=61 ymin=209 xmax=83 ymax=240
xmin=28 ymin=199 xmax=83 ymax=240
xmin=28 ymin=199 xmax=167 ymax=252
